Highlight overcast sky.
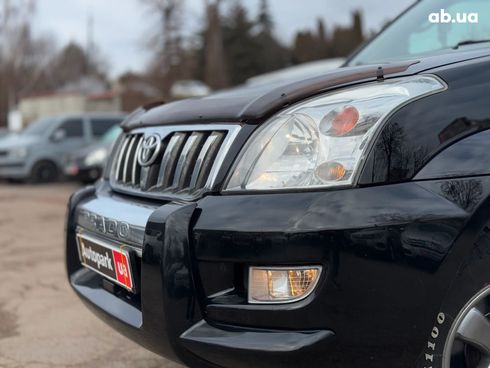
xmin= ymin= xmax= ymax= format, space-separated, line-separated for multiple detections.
xmin=32 ymin=0 xmax=414 ymax=78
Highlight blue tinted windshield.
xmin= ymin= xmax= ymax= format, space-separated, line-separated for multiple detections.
xmin=21 ymin=118 xmax=57 ymax=136
xmin=101 ymin=125 xmax=122 ymax=143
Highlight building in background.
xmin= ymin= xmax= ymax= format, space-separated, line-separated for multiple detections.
xmin=17 ymin=74 xmax=161 ymax=129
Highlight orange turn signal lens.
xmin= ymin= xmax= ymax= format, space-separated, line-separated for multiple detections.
xmin=315 ymin=161 xmax=346 ymax=182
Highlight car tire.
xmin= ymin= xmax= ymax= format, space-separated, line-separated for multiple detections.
xmin=29 ymin=160 xmax=59 ymax=183
xmin=419 ymin=227 xmax=490 ymax=368
xmin=81 ymin=168 xmax=101 ymax=185
xmin=5 ymin=178 xmax=23 ymax=184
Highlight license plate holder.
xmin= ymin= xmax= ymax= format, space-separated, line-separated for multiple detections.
xmin=76 ymin=233 xmax=136 ymax=293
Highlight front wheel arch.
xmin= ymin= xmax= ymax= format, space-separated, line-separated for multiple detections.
xmin=416 ymin=195 xmax=490 ymax=368
xmin=29 ymin=159 xmax=60 ymax=183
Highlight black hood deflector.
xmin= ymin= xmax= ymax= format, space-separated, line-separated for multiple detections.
xmin=122 ymin=48 xmax=490 ymax=131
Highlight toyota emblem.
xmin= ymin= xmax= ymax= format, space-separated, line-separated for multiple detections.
xmin=138 ymin=134 xmax=162 ymax=167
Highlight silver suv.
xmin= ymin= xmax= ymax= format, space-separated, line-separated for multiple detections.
xmin=0 ymin=113 xmax=125 ymax=182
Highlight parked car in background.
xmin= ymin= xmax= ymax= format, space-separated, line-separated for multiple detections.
xmin=170 ymin=80 xmax=211 ymax=99
xmin=0 ymin=113 xmax=125 ymax=183
xmin=64 ymin=125 xmax=122 ymax=184
xmin=0 ymin=128 xmax=10 ymax=138
xmin=245 ymin=57 xmax=345 ymax=87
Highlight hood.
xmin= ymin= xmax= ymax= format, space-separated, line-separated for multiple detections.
xmin=71 ymin=140 xmax=112 ymax=160
xmin=122 ymin=47 xmax=490 ymax=131
xmin=245 ymin=58 xmax=345 ymax=87
xmin=0 ymin=134 xmax=41 ymax=149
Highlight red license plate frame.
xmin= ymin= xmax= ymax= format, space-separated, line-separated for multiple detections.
xmin=76 ymin=233 xmax=135 ymax=292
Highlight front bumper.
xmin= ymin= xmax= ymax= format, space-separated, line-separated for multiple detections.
xmin=64 ymin=162 xmax=102 ymax=182
xmin=64 ymin=155 xmax=104 ymax=183
xmin=66 ymin=179 xmax=476 ymax=367
xmin=0 ymin=161 xmax=28 ymax=179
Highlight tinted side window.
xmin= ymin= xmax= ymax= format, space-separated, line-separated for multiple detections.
xmin=59 ymin=119 xmax=84 ymax=138
xmin=90 ymin=119 xmax=121 ymax=137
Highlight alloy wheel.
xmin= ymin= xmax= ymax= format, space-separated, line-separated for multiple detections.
xmin=444 ymin=286 xmax=490 ymax=368
xmin=31 ymin=161 xmax=59 ymax=183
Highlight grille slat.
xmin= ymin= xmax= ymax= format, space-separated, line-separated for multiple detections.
xmin=194 ymin=132 xmax=226 ymax=189
xmin=156 ymin=132 xmax=187 ymax=189
xmin=189 ymin=133 xmax=220 ymax=190
xmin=131 ymin=136 xmax=144 ymax=185
xmin=110 ymin=128 xmax=233 ymax=199
xmin=115 ymin=136 xmax=131 ymax=181
xmin=172 ymin=132 xmax=206 ymax=189
xmin=123 ymin=136 xmax=138 ymax=182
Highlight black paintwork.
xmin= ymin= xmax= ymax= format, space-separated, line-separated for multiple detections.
xmin=120 ymin=47 xmax=490 ymax=132
xmin=67 ymin=175 xmax=490 ymax=367
xmin=65 ymin=22 xmax=490 ymax=368
xmin=358 ymin=56 xmax=490 ymax=186
xmin=415 ymin=128 xmax=490 ymax=180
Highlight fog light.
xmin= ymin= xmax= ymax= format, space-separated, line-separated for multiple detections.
xmin=248 ymin=266 xmax=322 ymax=304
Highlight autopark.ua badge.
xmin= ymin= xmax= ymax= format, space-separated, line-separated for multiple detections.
xmin=77 ymin=235 xmax=134 ymax=292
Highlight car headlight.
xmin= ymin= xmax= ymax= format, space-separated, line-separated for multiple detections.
xmin=249 ymin=266 xmax=322 ymax=304
xmin=84 ymin=148 xmax=108 ymax=167
xmin=10 ymin=147 xmax=28 ymax=159
xmin=225 ymin=75 xmax=446 ymax=191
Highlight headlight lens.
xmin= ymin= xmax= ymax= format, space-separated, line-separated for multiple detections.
xmin=10 ymin=147 xmax=28 ymax=159
xmin=84 ymin=148 xmax=108 ymax=166
xmin=225 ymin=76 xmax=446 ymax=191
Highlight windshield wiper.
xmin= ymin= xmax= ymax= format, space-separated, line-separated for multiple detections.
xmin=453 ymin=39 xmax=490 ymax=49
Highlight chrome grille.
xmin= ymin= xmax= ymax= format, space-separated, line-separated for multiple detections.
xmin=115 ymin=134 xmax=143 ymax=184
xmin=110 ymin=125 xmax=239 ymax=199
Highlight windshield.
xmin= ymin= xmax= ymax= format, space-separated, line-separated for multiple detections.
xmin=348 ymin=0 xmax=490 ymax=66
xmin=21 ymin=118 xmax=57 ymax=136
xmin=101 ymin=125 xmax=122 ymax=143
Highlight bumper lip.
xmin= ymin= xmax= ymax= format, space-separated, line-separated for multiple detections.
xmin=179 ymin=320 xmax=334 ymax=368
xmin=71 ymin=268 xmax=142 ymax=328
xmin=181 ymin=320 xmax=334 ymax=353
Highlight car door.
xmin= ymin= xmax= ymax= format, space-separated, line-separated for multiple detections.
xmin=49 ymin=117 xmax=88 ymax=161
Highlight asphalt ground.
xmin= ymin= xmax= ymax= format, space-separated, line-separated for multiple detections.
xmin=0 ymin=183 xmax=183 ymax=368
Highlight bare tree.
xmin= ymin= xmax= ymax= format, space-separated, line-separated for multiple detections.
xmin=441 ymin=180 xmax=483 ymax=212
xmin=0 ymin=0 xmax=54 ymax=126
xmin=0 ymin=0 xmax=35 ymax=123
xmin=203 ymin=0 xmax=228 ymax=89
xmin=142 ymin=0 xmax=189 ymax=95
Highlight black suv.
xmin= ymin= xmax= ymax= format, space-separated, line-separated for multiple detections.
xmin=66 ymin=1 xmax=490 ymax=367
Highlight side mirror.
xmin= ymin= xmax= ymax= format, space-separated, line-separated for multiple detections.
xmin=51 ymin=129 xmax=66 ymax=142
